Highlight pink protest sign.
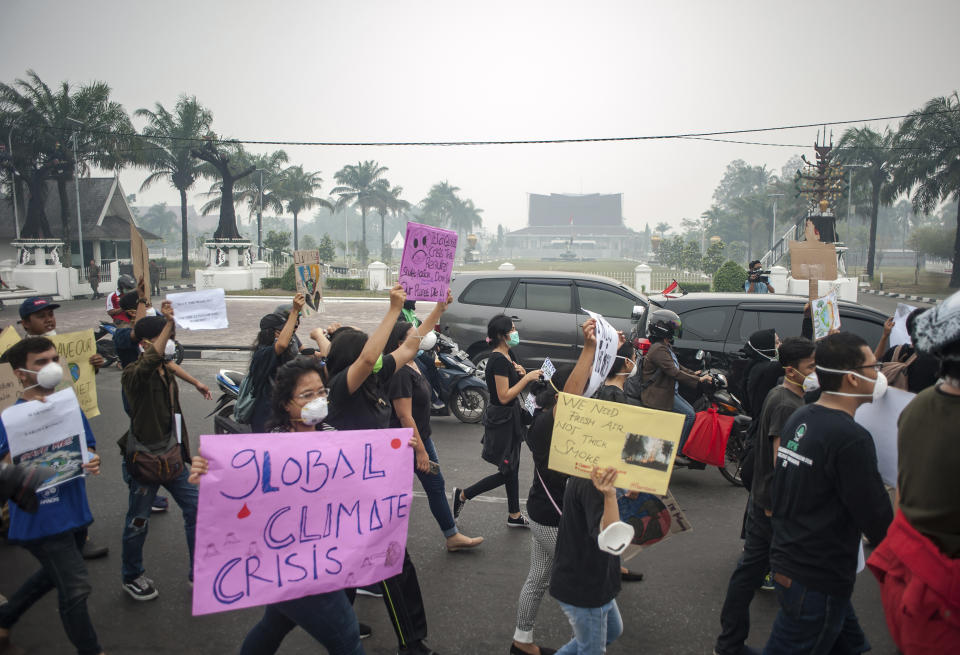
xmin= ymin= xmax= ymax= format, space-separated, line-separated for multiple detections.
xmin=191 ymin=428 xmax=413 ymax=616
xmin=399 ymin=221 xmax=458 ymax=301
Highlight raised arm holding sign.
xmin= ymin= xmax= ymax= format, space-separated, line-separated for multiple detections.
xmin=399 ymin=222 xmax=457 ymax=301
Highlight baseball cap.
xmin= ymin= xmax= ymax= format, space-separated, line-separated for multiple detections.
xmin=19 ymin=297 xmax=61 ymax=319
xmin=260 ymin=312 xmax=287 ymax=331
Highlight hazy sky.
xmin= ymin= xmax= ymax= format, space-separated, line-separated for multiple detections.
xmin=3 ymin=0 xmax=958 ymax=237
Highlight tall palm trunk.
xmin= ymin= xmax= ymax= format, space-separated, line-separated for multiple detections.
xmin=293 ymin=210 xmax=299 ymax=250
xmin=360 ymin=206 xmax=368 ymax=265
xmin=179 ymin=187 xmax=190 ymax=278
xmin=380 ymin=212 xmax=385 ymax=255
xmin=56 ymin=177 xmax=73 ymax=266
xmin=866 ymin=182 xmax=881 ymax=280
xmin=951 ymin=201 xmax=960 ymax=288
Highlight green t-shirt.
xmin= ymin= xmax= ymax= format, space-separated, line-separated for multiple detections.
xmin=897 ymin=384 xmax=960 ymax=557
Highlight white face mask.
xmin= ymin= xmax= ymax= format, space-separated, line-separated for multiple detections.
xmin=614 ymin=356 xmax=639 ymax=378
xmin=145 ymin=307 xmax=158 ymax=317
xmin=816 ymin=366 xmax=888 ymax=401
xmin=419 ymin=331 xmax=438 ymax=351
xmin=41 ymin=329 xmax=57 ymax=337
xmin=300 ymin=397 xmax=329 ymax=426
xmin=141 ymin=339 xmax=177 ymax=360
xmin=803 ymin=373 xmax=820 ymax=392
xmin=19 ymin=362 xmax=64 ymax=390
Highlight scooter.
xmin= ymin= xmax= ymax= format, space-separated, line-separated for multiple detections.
xmin=688 ymin=364 xmax=752 ymax=487
xmin=210 ymin=369 xmax=247 ymax=434
xmin=417 ymin=332 xmax=489 ymax=424
xmin=94 ymin=320 xmax=185 ymax=367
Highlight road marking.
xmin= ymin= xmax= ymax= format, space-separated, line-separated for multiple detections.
xmin=410 ymin=490 xmax=524 ymax=506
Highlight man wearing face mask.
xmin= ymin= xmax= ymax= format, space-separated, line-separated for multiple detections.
xmin=117 ymin=301 xmax=198 ymax=602
xmin=0 ymin=337 xmax=107 ymax=655
xmin=763 ymin=333 xmax=893 ymax=653
xmin=714 ymin=337 xmax=815 ymax=655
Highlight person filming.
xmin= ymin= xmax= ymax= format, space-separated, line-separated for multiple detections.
xmin=745 ymin=260 xmax=774 ymax=294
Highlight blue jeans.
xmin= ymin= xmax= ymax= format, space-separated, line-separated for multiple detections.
xmin=673 ymin=394 xmax=697 ymax=451
xmin=556 ymin=599 xmax=623 ymax=655
xmin=763 ymin=578 xmax=870 ymax=654
xmin=0 ymin=529 xmax=102 ymax=655
xmin=120 ymin=460 xmax=198 ymax=583
xmin=239 ymin=590 xmax=365 ymax=655
xmin=416 ymin=437 xmax=458 ymax=537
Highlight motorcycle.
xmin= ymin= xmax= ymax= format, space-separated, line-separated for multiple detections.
xmin=94 ymin=320 xmax=185 ymax=367
xmin=416 ymin=332 xmax=489 ymax=424
xmin=688 ymin=363 xmax=752 ymax=487
xmin=210 ymin=369 xmax=247 ymax=434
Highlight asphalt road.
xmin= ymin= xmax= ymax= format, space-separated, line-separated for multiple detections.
xmin=0 ymin=356 xmax=898 ymax=655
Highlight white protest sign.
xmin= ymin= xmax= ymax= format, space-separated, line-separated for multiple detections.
xmin=168 ymin=288 xmax=229 ymax=330
xmin=812 ymin=290 xmax=841 ymax=340
xmin=1 ymin=388 xmax=88 ymax=491
xmin=582 ymin=308 xmax=618 ymax=398
xmin=523 ymin=392 xmax=537 ymax=416
xmin=889 ymin=303 xmax=918 ymax=348
xmin=541 ymin=358 xmax=556 ymax=381
xmin=853 ymin=386 xmax=916 ymax=487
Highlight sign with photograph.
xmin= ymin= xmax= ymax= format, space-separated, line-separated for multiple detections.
xmin=293 ymin=250 xmax=323 ymax=314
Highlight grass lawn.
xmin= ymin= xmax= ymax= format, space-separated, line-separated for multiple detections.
xmin=850 ymin=265 xmax=954 ymax=297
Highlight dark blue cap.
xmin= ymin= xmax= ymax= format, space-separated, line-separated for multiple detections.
xmin=19 ymin=296 xmax=61 ymax=319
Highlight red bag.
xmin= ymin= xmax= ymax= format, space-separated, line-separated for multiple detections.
xmin=682 ymin=406 xmax=734 ymax=466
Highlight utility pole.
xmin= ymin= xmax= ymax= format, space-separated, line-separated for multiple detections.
xmin=768 ymin=193 xmax=784 ymax=250
xmin=67 ymin=117 xmax=84 ymax=278
xmin=256 ymin=168 xmax=264 ymax=260
xmin=7 ymin=118 xmax=21 ymax=239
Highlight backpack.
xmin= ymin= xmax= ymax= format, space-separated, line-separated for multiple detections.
xmin=880 ymin=345 xmax=917 ymax=392
xmin=234 ymin=347 xmax=278 ymax=424
xmin=233 ymin=373 xmax=256 ymax=424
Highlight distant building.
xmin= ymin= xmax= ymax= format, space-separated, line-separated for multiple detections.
xmin=0 ymin=176 xmax=158 ymax=267
xmin=503 ymin=193 xmax=641 ymax=259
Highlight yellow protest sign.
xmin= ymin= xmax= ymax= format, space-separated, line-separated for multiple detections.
xmin=50 ymin=330 xmax=100 ymax=418
xmin=549 ymin=393 xmax=684 ymax=495
xmin=0 ymin=325 xmax=20 ymax=357
xmin=131 ymin=222 xmax=151 ymax=304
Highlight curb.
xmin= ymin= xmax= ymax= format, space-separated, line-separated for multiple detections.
xmin=161 ymin=284 xmax=195 ymax=291
xmin=861 ymin=289 xmax=941 ymax=304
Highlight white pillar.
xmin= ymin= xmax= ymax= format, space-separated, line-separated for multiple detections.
xmin=367 ymin=261 xmax=388 ymax=291
xmin=769 ymin=265 xmax=788 ymax=294
xmin=228 ymin=247 xmax=239 ymax=268
xmin=634 ymin=263 xmax=652 ymax=293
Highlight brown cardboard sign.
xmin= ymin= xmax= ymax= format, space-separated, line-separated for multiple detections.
xmin=130 ymin=223 xmax=151 ymax=303
xmin=789 ymin=240 xmax=837 ymax=281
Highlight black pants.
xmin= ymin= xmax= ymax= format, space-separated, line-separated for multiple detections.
xmin=715 ymin=498 xmax=772 ymax=655
xmin=347 ymin=550 xmax=427 ymax=648
xmin=464 ymin=466 xmax=520 ymax=514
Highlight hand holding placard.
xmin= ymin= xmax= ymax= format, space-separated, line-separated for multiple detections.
xmin=399 ymin=222 xmax=458 ymax=301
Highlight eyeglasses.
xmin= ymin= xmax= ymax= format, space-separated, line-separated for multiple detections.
xmin=293 ymin=388 xmax=327 ymax=403
xmin=853 ymin=363 xmax=884 ymax=373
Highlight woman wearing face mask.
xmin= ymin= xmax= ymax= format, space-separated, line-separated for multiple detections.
xmin=453 ymin=314 xmax=542 ymax=528
xmin=247 ymin=293 xmax=306 ymax=433
xmin=386 ymin=321 xmax=483 ymax=552
xmin=322 ymin=284 xmax=448 ymax=655
xmin=189 ymin=357 xmax=369 ymax=655
xmin=743 ymin=328 xmax=784 ymax=422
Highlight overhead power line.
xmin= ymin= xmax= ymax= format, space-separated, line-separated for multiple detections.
xmin=30 ymin=108 xmax=960 ymax=148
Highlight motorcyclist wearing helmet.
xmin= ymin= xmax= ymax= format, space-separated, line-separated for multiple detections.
xmin=107 ymin=274 xmax=137 ymax=325
xmin=639 ymin=308 xmax=711 ymax=463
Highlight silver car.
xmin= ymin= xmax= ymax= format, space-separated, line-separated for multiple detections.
xmin=441 ymin=271 xmax=648 ymax=374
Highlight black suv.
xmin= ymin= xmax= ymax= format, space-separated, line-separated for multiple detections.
xmin=633 ymin=292 xmax=888 ymax=399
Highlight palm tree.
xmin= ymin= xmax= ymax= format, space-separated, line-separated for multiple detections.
xmin=227 ymin=150 xmax=289 ymax=253
xmin=330 ymin=161 xmax=390 ymax=265
xmin=837 ymin=126 xmax=896 ymax=279
xmin=1 ymin=71 xmax=135 ymax=266
xmin=136 ymin=95 xmax=214 ymax=277
xmin=420 ymin=181 xmax=461 ymax=227
xmin=655 ymin=222 xmax=671 ymax=239
xmin=450 ymin=197 xmax=484 ymax=251
xmin=890 ymin=92 xmax=960 ymax=288
xmin=280 ymin=165 xmax=332 ymax=250
xmin=192 ymin=141 xmax=256 ymax=243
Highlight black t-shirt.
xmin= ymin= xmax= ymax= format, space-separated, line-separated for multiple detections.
xmin=897 ymin=384 xmax=960 ymax=557
xmin=769 ymin=404 xmax=893 ymax=597
xmin=388 ymin=365 xmax=433 ymax=441
xmin=881 ymin=345 xmax=941 ymax=394
xmin=595 ymin=384 xmax=642 ymax=407
xmin=525 ymin=409 xmax=568 ymax=527
xmin=326 ymin=354 xmax=398 ymax=430
xmin=746 ymin=360 xmax=785 ymax=420
xmin=486 ymin=351 xmax=520 ymax=406
xmin=549 ymin=477 xmax=621 ymax=608
xmin=752 ymin=385 xmax=804 ymax=511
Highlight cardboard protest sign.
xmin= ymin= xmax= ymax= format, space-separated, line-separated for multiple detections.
xmin=1 ymin=388 xmax=88 ymax=491
xmin=789 ymin=240 xmax=837 ymax=286
xmin=889 ymin=303 xmax=918 ymax=347
xmin=398 ymin=222 xmax=457 ymax=301
xmin=131 ymin=223 xmax=151 ymax=304
xmin=619 ymin=489 xmax=692 ymax=561
xmin=854 ymin=386 xmax=916 ymax=487
xmin=0 ymin=325 xmax=20 ymax=356
xmin=811 ymin=290 xmax=841 ymax=340
xmin=192 ymin=428 xmax=414 ymax=616
xmin=50 ymin=330 xmax=99 ymax=419
xmin=582 ymin=309 xmax=618 ymax=398
xmin=293 ymin=250 xmax=323 ymax=314
xmin=549 ymin=393 xmax=684 ymax=495
xmin=168 ymin=288 xmax=229 ymax=330
xmin=0 ymin=326 xmax=22 ymax=413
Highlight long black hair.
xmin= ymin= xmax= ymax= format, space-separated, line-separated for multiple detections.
xmin=487 ymin=314 xmax=513 ymax=347
xmin=386 ymin=321 xmax=413 ymax=355
xmin=269 ymin=356 xmax=326 ymax=431
xmin=323 ymin=328 xmax=382 ymax=407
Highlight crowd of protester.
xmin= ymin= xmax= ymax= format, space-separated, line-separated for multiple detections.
xmin=0 ymin=275 xmax=958 ymax=655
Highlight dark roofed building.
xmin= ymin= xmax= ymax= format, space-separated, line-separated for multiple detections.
xmin=1 ymin=176 xmax=157 ymax=267
xmin=504 ymin=193 xmax=641 ymax=259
